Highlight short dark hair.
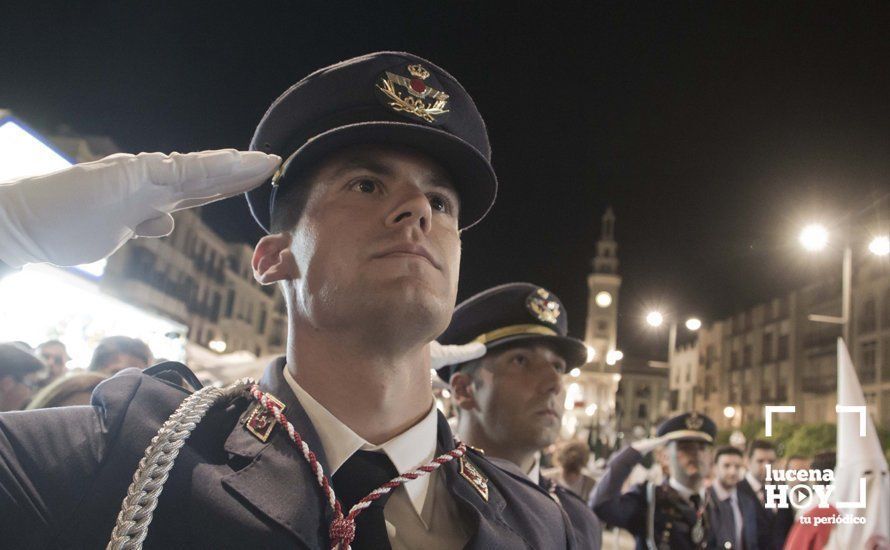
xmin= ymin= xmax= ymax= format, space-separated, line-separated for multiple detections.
xmin=747 ymin=439 xmax=776 ymax=457
xmin=88 ymin=336 xmax=153 ymax=372
xmin=270 ymin=178 xmax=314 ymax=234
xmin=714 ymin=445 xmax=743 ymax=463
xmin=810 ymin=451 xmax=836 ymax=472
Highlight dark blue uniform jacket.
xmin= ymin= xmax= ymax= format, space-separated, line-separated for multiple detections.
xmin=0 ymin=358 xmax=580 ymax=549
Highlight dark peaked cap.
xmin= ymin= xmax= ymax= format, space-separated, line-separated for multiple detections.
xmin=247 ymin=51 xmax=497 ymax=233
xmin=436 ymin=282 xmax=588 ymax=381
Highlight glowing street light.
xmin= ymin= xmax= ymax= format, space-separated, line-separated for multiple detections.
xmin=208 ymin=339 xmax=227 ymax=353
xmin=685 ymin=317 xmax=702 ymax=331
xmin=585 ymin=404 xmax=598 ymax=417
xmin=586 ymin=346 xmax=596 ymax=363
xmin=799 ymin=223 xmax=829 ymax=251
xmin=606 ymin=349 xmax=623 ymax=366
xmin=723 ymin=406 xmax=736 ymax=419
xmin=646 ymin=311 xmax=664 ymax=327
xmin=869 ymin=235 xmax=890 ymax=256
xmin=569 ymin=368 xmax=581 ymax=378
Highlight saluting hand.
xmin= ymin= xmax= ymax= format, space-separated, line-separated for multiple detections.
xmin=630 ymin=434 xmax=672 ymax=455
xmin=429 ymin=341 xmax=486 ymax=369
xmin=0 ymin=150 xmax=280 ymax=267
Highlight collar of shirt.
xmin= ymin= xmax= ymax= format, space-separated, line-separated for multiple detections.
xmin=745 ymin=471 xmax=762 ymax=493
xmin=526 ymin=452 xmax=542 ymax=485
xmin=283 ymin=367 xmax=438 ymax=517
xmin=711 ymin=481 xmax=738 ymax=503
xmin=668 ymin=477 xmax=705 ymax=503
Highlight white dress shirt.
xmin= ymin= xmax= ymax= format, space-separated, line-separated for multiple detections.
xmin=283 ymin=368 xmax=469 ymax=548
xmin=284 ymin=368 xmax=436 ymax=515
xmin=712 ymin=482 xmax=744 ymax=547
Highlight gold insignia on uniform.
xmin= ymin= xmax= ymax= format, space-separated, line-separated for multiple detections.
xmin=376 ymin=65 xmax=450 ymax=123
xmin=245 ymin=393 xmax=286 ymax=442
xmin=525 ymin=288 xmax=561 ymax=325
xmin=685 ymin=412 xmax=704 ymax=431
xmin=459 ymin=455 xmax=489 ymax=501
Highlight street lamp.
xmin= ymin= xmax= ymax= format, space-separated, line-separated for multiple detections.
xmin=723 ymin=406 xmax=736 ymax=419
xmin=645 ymin=310 xmax=702 ymax=362
xmin=800 ymin=223 xmax=888 ymax=344
xmin=869 ymin=235 xmax=890 ymax=256
xmin=586 ymin=345 xmax=596 ymax=363
xmin=799 ymin=223 xmax=829 ymax=251
xmin=605 ymin=349 xmax=623 ymax=366
xmin=646 ymin=311 xmax=664 ymax=327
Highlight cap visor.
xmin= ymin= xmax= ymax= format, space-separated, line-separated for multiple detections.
xmin=277 ymin=121 xmax=497 ymax=230
xmin=663 ymin=430 xmax=714 ymax=444
xmin=485 ymin=334 xmax=589 ymax=369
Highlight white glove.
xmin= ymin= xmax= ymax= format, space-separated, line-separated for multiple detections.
xmin=429 ymin=341 xmax=486 ymax=369
xmin=0 ymin=150 xmax=280 ymax=267
xmin=630 ymin=434 xmax=671 ymax=455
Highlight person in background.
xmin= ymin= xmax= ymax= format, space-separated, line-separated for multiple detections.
xmin=707 ymin=445 xmax=761 ymax=549
xmin=591 ymin=412 xmax=717 ymax=550
xmin=553 ymin=439 xmax=597 ymax=503
xmin=738 ymin=439 xmax=780 ymax=549
xmin=26 ymin=371 xmax=108 ymax=409
xmin=35 ymin=340 xmax=71 ymax=385
xmin=0 ymin=343 xmax=45 ymax=411
xmin=439 ymin=282 xmax=602 ymax=549
xmin=87 ymin=335 xmax=153 ymax=375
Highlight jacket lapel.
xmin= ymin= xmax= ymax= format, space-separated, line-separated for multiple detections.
xmin=434 ymin=414 xmax=530 ymax=549
xmin=221 ymin=357 xmax=334 ymax=548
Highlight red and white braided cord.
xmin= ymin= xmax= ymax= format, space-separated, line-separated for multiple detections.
xmin=250 ymin=385 xmax=467 ymax=550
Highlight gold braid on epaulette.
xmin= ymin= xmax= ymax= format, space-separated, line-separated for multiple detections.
xmin=106 ymin=378 xmax=256 ymax=550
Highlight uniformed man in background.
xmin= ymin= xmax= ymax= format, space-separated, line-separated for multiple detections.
xmin=591 ymin=412 xmax=718 ymax=549
xmin=437 ymin=282 xmax=603 ymax=549
xmin=0 ymin=52 xmax=584 ymax=548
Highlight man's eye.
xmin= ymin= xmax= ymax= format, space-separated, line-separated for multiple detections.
xmin=511 ymin=354 xmax=528 ymax=366
xmin=428 ymin=193 xmax=454 ymax=214
xmin=351 ymin=178 xmax=379 ymax=193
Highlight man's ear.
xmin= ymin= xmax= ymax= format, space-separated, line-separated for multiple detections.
xmin=449 ymin=371 xmax=478 ymax=412
xmin=252 ymin=233 xmax=299 ymax=285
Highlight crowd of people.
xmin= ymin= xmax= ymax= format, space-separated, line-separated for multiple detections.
xmin=0 ymin=336 xmax=153 ymax=411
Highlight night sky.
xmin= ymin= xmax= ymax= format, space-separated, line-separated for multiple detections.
xmin=3 ymin=2 xmax=889 ymax=358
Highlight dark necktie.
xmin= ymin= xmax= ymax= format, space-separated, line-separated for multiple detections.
xmin=332 ymin=450 xmax=399 ymax=549
xmin=690 ymin=493 xmax=702 ymax=511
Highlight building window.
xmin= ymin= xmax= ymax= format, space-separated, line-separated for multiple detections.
xmin=258 ymin=308 xmax=267 ymax=334
xmin=743 ymin=344 xmax=752 ymax=368
xmin=762 ymin=333 xmax=773 ymax=363
xmin=637 ymin=403 xmax=648 ymax=419
xmin=597 ymin=320 xmax=608 ymax=333
xmin=859 ymin=298 xmax=877 ymax=334
xmin=777 ymin=334 xmax=789 ymax=361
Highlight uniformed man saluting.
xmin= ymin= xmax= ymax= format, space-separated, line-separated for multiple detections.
xmin=0 ymin=52 xmax=582 ymax=549
xmin=591 ymin=412 xmax=719 ymax=550
xmin=436 ymin=282 xmax=604 ymax=549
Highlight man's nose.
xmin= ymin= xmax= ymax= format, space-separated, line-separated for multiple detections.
xmin=386 ymin=187 xmax=432 ymax=234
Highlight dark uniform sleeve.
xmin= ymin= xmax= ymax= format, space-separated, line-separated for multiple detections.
xmin=590 ymin=446 xmax=647 ymax=536
xmin=0 ymin=372 xmax=143 ymax=548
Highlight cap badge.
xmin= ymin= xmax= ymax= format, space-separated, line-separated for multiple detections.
xmin=459 ymin=455 xmax=489 ymax=501
xmin=245 ymin=393 xmax=286 ymax=442
xmin=377 ymin=64 xmax=450 ymax=123
xmin=685 ymin=412 xmax=704 ymax=431
xmin=526 ymin=288 xmax=561 ymax=325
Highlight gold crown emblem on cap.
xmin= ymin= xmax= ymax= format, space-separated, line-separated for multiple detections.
xmin=377 ymin=64 xmax=450 ymax=123
xmin=526 ymin=288 xmax=561 ymax=325
xmin=685 ymin=412 xmax=704 ymax=430
xmin=408 ymin=64 xmax=430 ymax=80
